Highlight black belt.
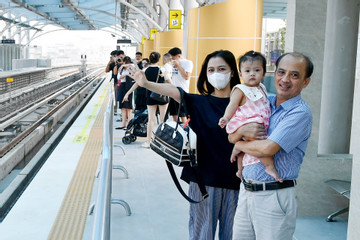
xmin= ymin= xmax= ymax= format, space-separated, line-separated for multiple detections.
xmin=243 ymin=179 xmax=296 ymax=192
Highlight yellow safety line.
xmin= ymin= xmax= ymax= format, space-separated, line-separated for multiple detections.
xmin=48 ymin=89 xmax=109 ymax=240
xmin=73 ymin=83 xmax=109 ymax=143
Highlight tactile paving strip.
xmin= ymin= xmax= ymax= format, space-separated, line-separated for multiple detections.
xmin=48 ymin=90 xmax=109 ymax=240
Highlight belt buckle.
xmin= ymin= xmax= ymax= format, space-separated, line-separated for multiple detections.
xmin=244 ymin=182 xmax=262 ymax=192
xmin=243 ymin=181 xmax=254 ymax=192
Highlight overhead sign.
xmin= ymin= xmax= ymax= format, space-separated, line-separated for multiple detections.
xmin=169 ymin=10 xmax=182 ymax=29
xmin=142 ymin=37 xmax=147 ymax=44
xmin=150 ymin=29 xmax=158 ymax=40
xmin=2 ymin=39 xmax=15 ymax=44
xmin=117 ymin=39 xmax=131 ymax=44
xmin=6 ymin=78 xmax=13 ymax=83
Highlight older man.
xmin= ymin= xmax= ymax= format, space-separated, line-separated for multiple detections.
xmin=230 ymin=52 xmax=313 ymax=240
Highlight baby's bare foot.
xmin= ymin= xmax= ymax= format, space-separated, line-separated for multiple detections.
xmin=265 ymin=166 xmax=283 ymax=182
xmin=236 ymin=170 xmax=242 ymax=179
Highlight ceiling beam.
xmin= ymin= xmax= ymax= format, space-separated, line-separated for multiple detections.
xmin=138 ymin=0 xmax=159 ymax=22
xmin=118 ymin=0 xmax=163 ymax=31
xmin=0 ymin=15 xmax=43 ymax=31
xmin=157 ymin=0 xmax=169 ymax=18
xmin=61 ymin=0 xmax=97 ymax=30
xmin=76 ymin=6 xmax=148 ymax=38
xmin=36 ymin=6 xmax=73 ymax=13
xmin=99 ymin=23 xmax=141 ymax=44
xmin=24 ymin=0 xmax=60 ymax=5
xmin=48 ymin=12 xmax=76 ymax=18
xmin=10 ymin=0 xmax=72 ymax=29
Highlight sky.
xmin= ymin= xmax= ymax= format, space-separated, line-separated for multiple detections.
xmin=31 ymin=29 xmax=117 ymax=65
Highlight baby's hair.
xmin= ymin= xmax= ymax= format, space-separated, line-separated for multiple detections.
xmin=239 ymin=50 xmax=266 ymax=74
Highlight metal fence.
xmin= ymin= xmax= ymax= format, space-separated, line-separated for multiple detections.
xmin=91 ymin=82 xmax=131 ymax=240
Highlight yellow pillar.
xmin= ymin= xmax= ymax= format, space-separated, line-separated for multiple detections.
xmin=142 ymin=40 xmax=155 ymax=59
xmin=187 ymin=0 xmax=263 ymax=93
xmin=154 ymin=30 xmax=183 ymax=60
xmin=137 ymin=45 xmax=143 ymax=55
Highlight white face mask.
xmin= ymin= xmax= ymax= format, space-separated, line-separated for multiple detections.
xmin=207 ymin=72 xmax=232 ymax=90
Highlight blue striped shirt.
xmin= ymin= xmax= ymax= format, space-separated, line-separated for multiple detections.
xmin=242 ymin=94 xmax=313 ymax=181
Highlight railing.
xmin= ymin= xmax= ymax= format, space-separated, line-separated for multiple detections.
xmin=91 ymin=81 xmax=131 ymax=240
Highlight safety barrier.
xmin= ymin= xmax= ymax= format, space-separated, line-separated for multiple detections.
xmin=0 ymin=66 xmax=81 ymax=94
xmin=91 ymin=83 xmax=131 ymax=240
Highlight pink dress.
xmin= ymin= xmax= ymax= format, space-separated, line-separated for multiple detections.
xmin=226 ymin=83 xmax=271 ymax=166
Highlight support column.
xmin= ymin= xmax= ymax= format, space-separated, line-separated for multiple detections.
xmin=169 ymin=0 xmax=184 ymax=51
xmin=26 ymin=29 xmax=30 ymax=59
xmin=17 ymin=19 xmax=21 ymax=45
xmin=348 ymin=33 xmax=360 ymax=240
xmin=7 ymin=3 xmax=12 ymax=39
xmin=318 ymin=0 xmax=359 ymax=154
xmin=182 ymin=0 xmax=198 ymax=58
xmin=159 ymin=8 xmax=167 ymax=30
xmin=169 ymin=0 xmax=183 ymax=12
xmin=186 ymin=0 xmax=262 ymax=93
xmin=285 ymin=0 xmax=338 ymax=218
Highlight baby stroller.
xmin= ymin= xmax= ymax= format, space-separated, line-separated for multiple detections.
xmin=122 ymin=109 xmax=148 ymax=144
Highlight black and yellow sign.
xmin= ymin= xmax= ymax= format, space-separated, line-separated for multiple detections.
xmin=6 ymin=78 xmax=13 ymax=83
xmin=150 ymin=29 xmax=158 ymax=40
xmin=169 ymin=10 xmax=182 ymax=29
xmin=142 ymin=37 xmax=147 ymax=44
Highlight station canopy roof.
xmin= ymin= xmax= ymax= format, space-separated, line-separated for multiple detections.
xmin=0 ymin=0 xmax=287 ymax=44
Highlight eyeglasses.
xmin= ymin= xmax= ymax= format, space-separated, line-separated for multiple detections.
xmin=275 ymin=69 xmax=300 ymax=80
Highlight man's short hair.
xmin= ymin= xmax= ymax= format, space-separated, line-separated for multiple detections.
xmin=110 ymin=50 xmax=117 ymax=55
xmin=117 ymin=50 xmax=125 ymax=55
xmin=276 ymin=52 xmax=314 ymax=78
xmin=136 ymin=52 xmax=142 ymax=56
xmin=168 ymin=47 xmax=182 ymax=56
xmin=163 ymin=53 xmax=172 ymax=62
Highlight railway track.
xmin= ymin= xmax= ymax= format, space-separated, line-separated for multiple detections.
xmin=0 ymin=67 xmax=104 ymax=156
xmin=0 ymin=66 xmax=107 ymax=219
xmin=0 ymin=67 xmax=106 ymax=173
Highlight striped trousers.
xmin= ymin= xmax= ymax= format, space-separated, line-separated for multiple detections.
xmin=188 ymin=182 xmax=239 ymax=240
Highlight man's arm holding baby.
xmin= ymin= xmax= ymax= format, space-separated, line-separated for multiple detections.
xmin=228 ymin=123 xmax=281 ymax=162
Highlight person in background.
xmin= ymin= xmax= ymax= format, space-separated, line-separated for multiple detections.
xmin=110 ymin=50 xmax=125 ymax=115
xmin=161 ymin=53 xmax=173 ymax=84
xmin=133 ymin=51 xmax=146 ymax=112
xmin=135 ymin=51 xmax=143 ymax=69
xmin=124 ymin=52 xmax=169 ymax=148
xmin=105 ymin=50 xmax=118 ymax=114
xmin=230 ymin=52 xmax=313 ymax=240
xmin=115 ymin=56 xmax=134 ymax=129
xmin=116 ymin=50 xmax=125 ymax=64
xmin=141 ymin=58 xmax=150 ymax=71
xmin=131 ymin=50 xmax=241 ymax=240
xmin=168 ymin=47 xmax=193 ymax=122
xmin=105 ymin=50 xmax=117 ymax=74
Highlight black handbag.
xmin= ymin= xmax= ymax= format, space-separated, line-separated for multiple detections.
xmin=150 ymin=68 xmax=169 ymax=103
xmin=150 ymin=87 xmax=208 ymax=203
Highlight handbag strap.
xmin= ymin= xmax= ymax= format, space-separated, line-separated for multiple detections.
xmin=155 ymin=67 xmax=160 ymax=83
xmin=165 ymin=161 xmax=208 ymax=203
xmin=167 ymin=87 xmax=209 ymax=203
xmin=174 ymin=87 xmax=188 ymax=131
